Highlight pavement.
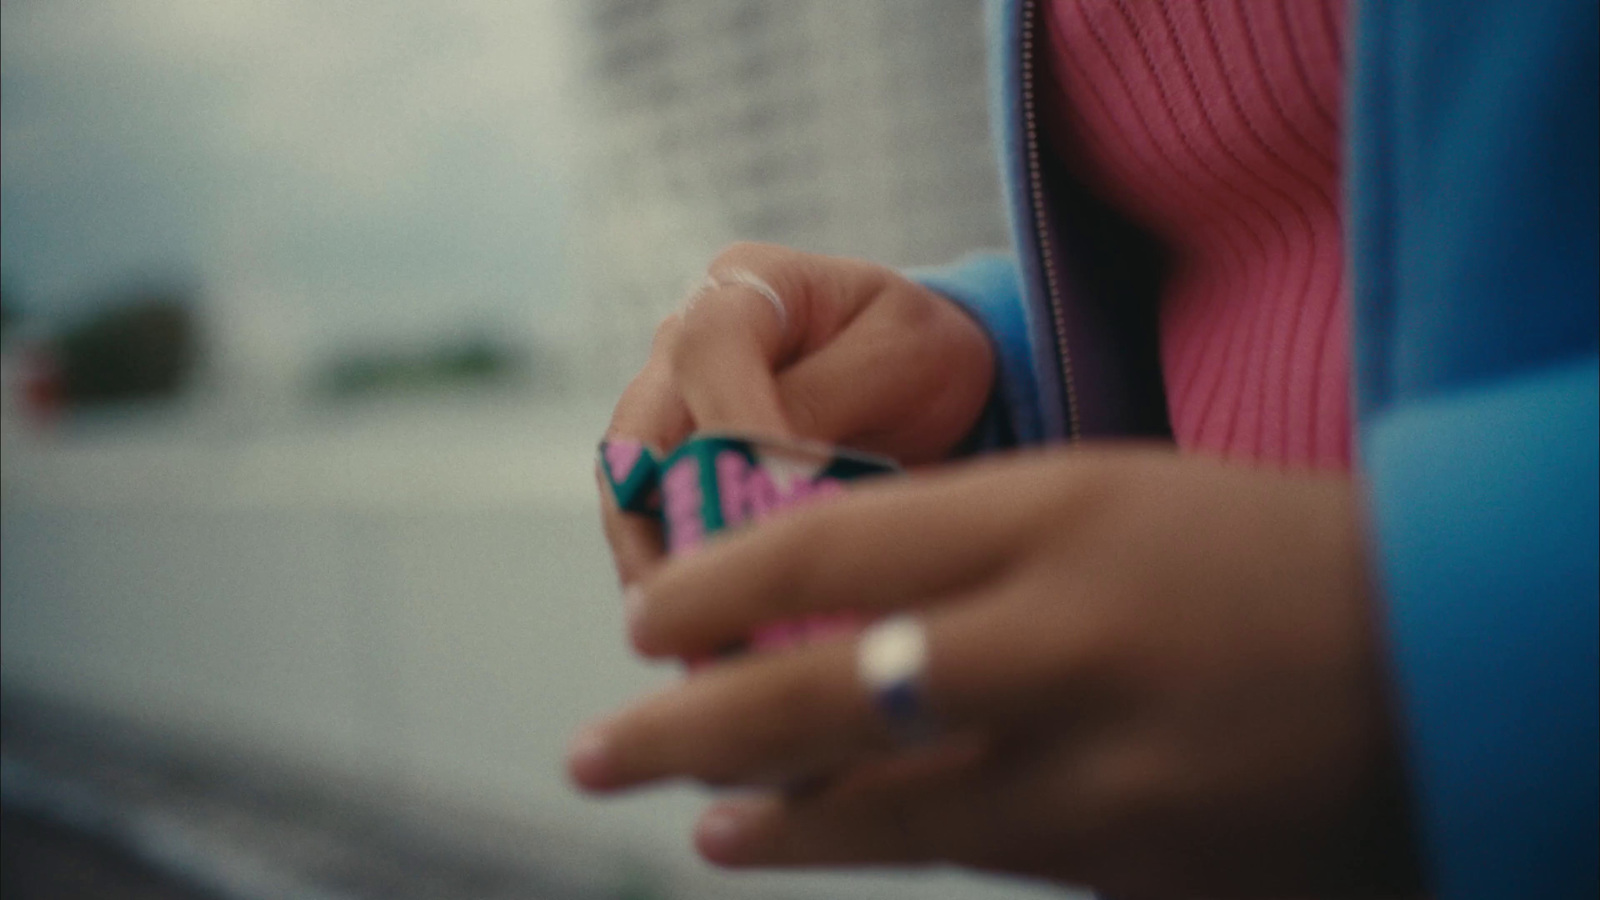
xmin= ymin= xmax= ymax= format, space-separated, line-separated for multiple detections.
xmin=0 ymin=697 xmax=673 ymax=900
xmin=2 ymin=808 xmax=222 ymax=900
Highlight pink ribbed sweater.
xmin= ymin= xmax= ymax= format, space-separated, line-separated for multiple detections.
xmin=1044 ymin=0 xmax=1350 ymax=470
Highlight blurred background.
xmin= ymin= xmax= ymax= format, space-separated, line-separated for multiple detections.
xmin=1 ymin=1 xmax=1066 ymax=898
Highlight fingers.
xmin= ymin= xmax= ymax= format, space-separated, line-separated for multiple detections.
xmin=571 ymin=585 xmax=1082 ymax=794
xmin=671 ymin=244 xmax=800 ymax=437
xmin=597 ymin=471 xmax=664 ymax=588
xmin=672 ymin=242 xmax=911 ymax=442
xmin=568 ymin=636 xmax=888 ymax=791
xmin=628 ymin=460 xmax=1029 ymax=659
xmin=600 ymin=243 xmax=874 ymax=584
xmin=672 ymin=281 xmax=793 ymax=437
xmin=602 ymin=242 xmax=996 ymax=582
xmin=609 ymin=315 xmax=696 ymax=450
xmin=696 ymin=782 xmax=984 ymax=869
xmin=692 ymin=740 xmax=1042 ymax=873
xmin=601 ymin=318 xmax=693 ymax=586
xmin=672 ymin=244 xmax=830 ymax=438
xmin=776 ymin=283 xmax=994 ymax=463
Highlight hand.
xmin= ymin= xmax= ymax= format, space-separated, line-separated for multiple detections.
xmin=599 ymin=242 xmax=995 ymax=585
xmin=569 ymin=447 xmax=1422 ymax=898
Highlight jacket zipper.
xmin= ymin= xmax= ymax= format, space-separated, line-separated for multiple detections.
xmin=1019 ymin=0 xmax=1081 ymax=440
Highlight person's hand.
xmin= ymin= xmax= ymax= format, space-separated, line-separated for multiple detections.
xmin=568 ymin=447 xmax=1422 ymax=899
xmin=599 ymin=242 xmax=995 ymax=585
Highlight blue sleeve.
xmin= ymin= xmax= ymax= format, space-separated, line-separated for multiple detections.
xmin=908 ymin=252 xmax=1045 ymax=447
xmin=1364 ymin=356 xmax=1599 ymax=900
xmin=1349 ymin=1 xmax=1599 ymax=894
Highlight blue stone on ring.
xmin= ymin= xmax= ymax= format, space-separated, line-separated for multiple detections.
xmin=858 ymin=615 xmax=934 ymax=741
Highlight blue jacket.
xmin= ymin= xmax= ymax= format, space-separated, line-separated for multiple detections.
xmin=917 ymin=2 xmax=1598 ymax=897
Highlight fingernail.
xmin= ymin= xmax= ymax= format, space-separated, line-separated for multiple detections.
xmin=566 ymin=726 xmax=612 ymax=789
xmin=695 ymin=797 xmax=774 ymax=863
xmin=696 ymin=806 xmax=752 ymax=860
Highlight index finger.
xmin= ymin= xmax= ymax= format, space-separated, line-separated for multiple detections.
xmin=628 ymin=457 xmax=1032 ymax=659
xmin=572 ymin=590 xmax=1059 ymax=793
xmin=601 ymin=318 xmax=694 ymax=586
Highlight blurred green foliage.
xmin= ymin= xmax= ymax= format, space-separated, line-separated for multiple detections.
xmin=316 ymin=335 xmax=527 ymax=399
xmin=54 ymin=289 xmax=199 ymax=405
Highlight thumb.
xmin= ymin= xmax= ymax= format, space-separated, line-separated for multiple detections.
xmin=670 ymin=243 xmax=880 ymax=439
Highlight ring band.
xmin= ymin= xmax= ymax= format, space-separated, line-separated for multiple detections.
xmin=681 ymin=268 xmax=790 ymax=336
xmin=857 ymin=614 xmax=935 ymax=742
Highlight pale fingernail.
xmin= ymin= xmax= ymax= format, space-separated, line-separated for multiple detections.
xmin=695 ymin=797 xmax=774 ymax=862
xmin=566 ymin=726 xmax=613 ymax=789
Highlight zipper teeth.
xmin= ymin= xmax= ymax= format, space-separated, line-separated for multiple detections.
xmin=1020 ymin=0 xmax=1081 ymax=440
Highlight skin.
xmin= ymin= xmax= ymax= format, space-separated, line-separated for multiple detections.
xmin=599 ymin=242 xmax=996 ymax=586
xmin=583 ymin=245 xmax=1422 ymax=898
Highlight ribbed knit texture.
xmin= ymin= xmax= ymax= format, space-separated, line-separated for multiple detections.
xmin=1043 ymin=0 xmax=1350 ymax=470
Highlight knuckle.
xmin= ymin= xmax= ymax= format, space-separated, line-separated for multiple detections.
xmin=879 ymin=283 xmax=940 ymax=332
xmin=939 ymin=306 xmax=993 ymax=372
xmin=917 ymin=298 xmax=984 ymax=365
xmin=922 ymin=315 xmax=994 ymax=419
